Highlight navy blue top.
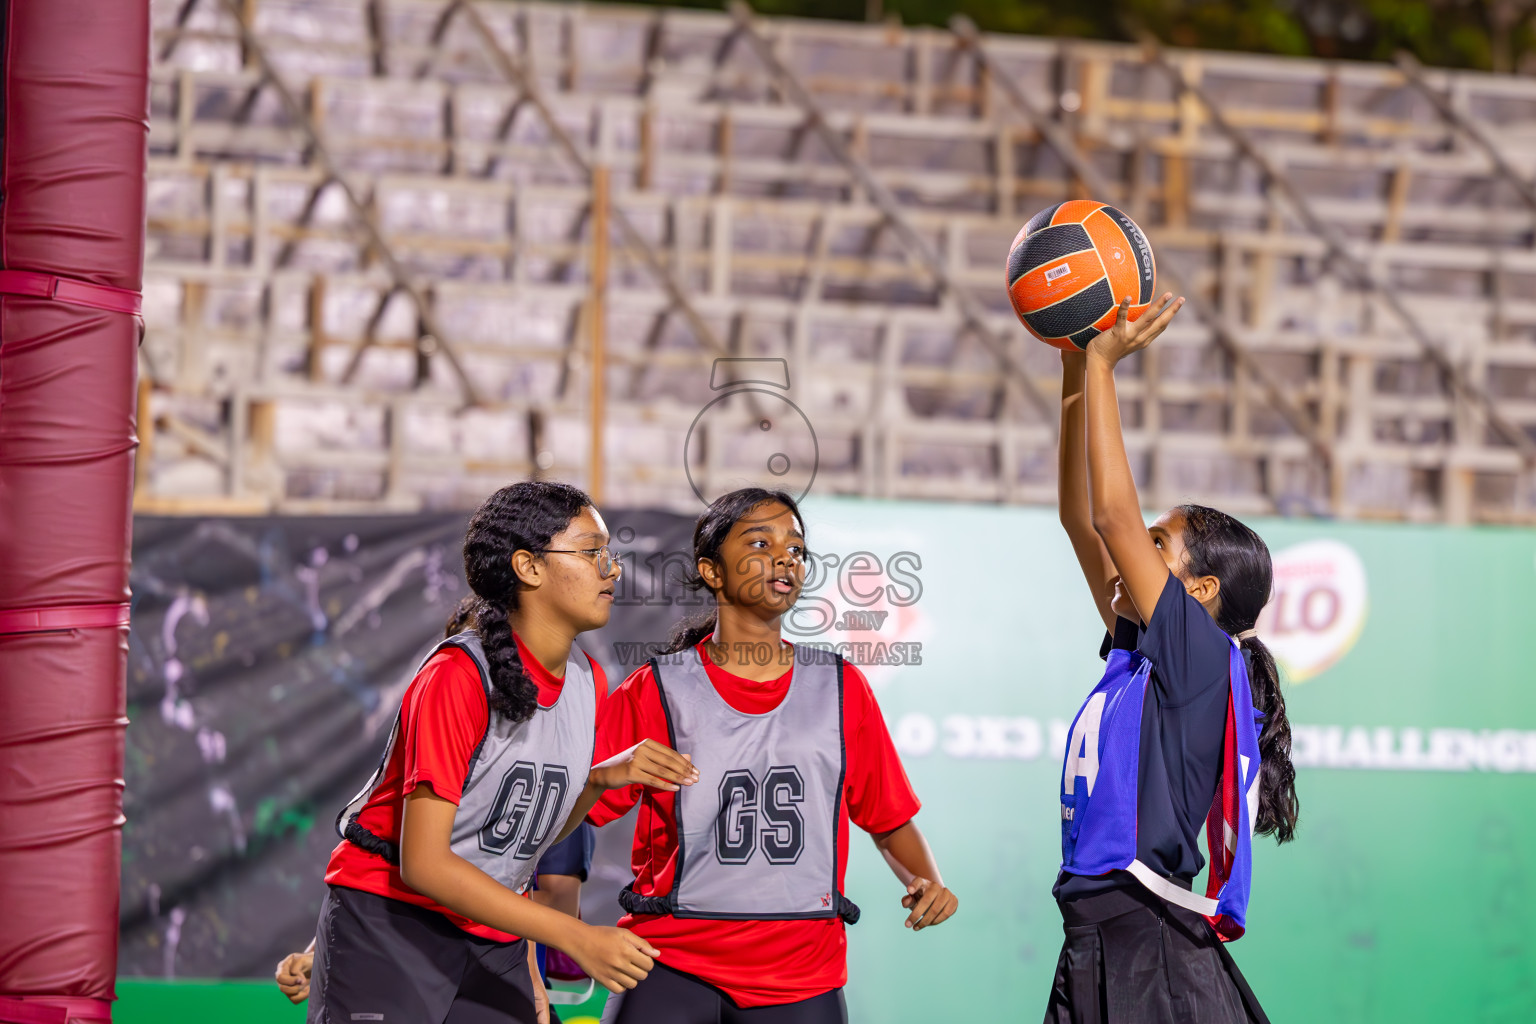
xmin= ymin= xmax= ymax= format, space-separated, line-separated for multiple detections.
xmin=536 ymin=820 xmax=596 ymax=882
xmin=532 ymin=820 xmax=597 ymax=985
xmin=1054 ymin=573 xmax=1233 ymax=901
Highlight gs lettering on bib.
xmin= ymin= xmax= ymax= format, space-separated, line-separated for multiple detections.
xmin=1059 ymin=639 xmax=1263 ymax=941
xmin=618 ymin=648 xmax=860 ymax=924
xmin=336 ymin=630 xmax=596 ymax=897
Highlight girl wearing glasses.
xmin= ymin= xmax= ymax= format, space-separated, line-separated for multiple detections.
xmin=309 ymin=481 xmax=698 ymax=1024
xmin=591 ymin=486 xmax=957 ymax=1024
xmin=1048 ymin=296 xmax=1297 ymax=1023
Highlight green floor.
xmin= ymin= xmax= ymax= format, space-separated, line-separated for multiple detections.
xmin=115 ymin=980 xmax=606 ymax=1023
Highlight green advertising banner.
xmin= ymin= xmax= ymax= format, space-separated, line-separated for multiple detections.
xmin=783 ymin=498 xmax=1536 ymax=1024
xmin=114 ymin=499 xmax=1536 ymax=1023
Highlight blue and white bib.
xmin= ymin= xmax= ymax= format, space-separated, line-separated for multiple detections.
xmin=1059 ymin=638 xmax=1263 ymax=940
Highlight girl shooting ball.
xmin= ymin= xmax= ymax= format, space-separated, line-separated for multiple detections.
xmin=307 ymin=481 xmax=697 ymax=1024
xmin=1048 ymin=295 xmax=1299 ymax=1023
xmin=592 ymin=487 xmax=957 ymax=1024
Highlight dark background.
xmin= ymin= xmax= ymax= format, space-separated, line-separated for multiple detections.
xmin=702 ymin=0 xmax=1536 ymax=74
xmin=121 ymin=510 xmax=696 ymax=978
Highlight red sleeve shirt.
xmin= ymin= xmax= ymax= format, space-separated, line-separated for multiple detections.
xmin=589 ymin=642 xmax=920 ymax=1007
xmin=324 ymin=634 xmax=607 ymax=942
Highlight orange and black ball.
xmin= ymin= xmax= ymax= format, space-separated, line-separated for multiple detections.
xmin=1006 ymin=200 xmax=1156 ymax=351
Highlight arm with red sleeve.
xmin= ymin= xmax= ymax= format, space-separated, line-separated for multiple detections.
xmin=845 ymin=663 xmax=959 ymax=932
xmin=560 ymin=660 xmax=697 ymax=838
xmin=400 ymin=652 xmax=490 ymax=804
xmin=586 ymin=663 xmax=674 ymax=827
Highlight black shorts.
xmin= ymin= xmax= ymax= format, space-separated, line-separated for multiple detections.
xmin=1043 ymin=886 xmax=1270 ymax=1024
xmin=600 ymin=961 xmax=847 ymax=1024
xmin=307 ymin=885 xmax=539 ymax=1024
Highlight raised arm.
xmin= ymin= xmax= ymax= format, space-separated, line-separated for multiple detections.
xmin=1059 ymin=349 xmax=1118 ymax=631
xmin=1085 ymin=294 xmax=1185 ymax=624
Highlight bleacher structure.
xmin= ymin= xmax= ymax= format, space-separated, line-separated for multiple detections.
xmin=138 ymin=0 xmax=1536 ymax=522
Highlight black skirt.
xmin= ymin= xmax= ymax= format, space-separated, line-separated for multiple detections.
xmin=1042 ymin=885 xmax=1270 ymax=1024
xmin=307 ymin=885 xmax=539 ymax=1024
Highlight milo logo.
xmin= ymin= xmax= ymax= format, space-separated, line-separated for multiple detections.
xmin=1255 ymin=539 xmax=1369 ymax=683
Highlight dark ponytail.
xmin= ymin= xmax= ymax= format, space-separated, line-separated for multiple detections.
xmin=443 ymin=594 xmax=478 ymax=638
xmin=1177 ymin=504 xmax=1299 ymax=844
xmin=462 ymin=480 xmax=593 ymax=722
xmin=660 ymin=487 xmax=806 ymax=655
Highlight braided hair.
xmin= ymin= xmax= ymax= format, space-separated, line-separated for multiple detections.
xmin=661 ymin=487 xmax=805 ymax=654
xmin=443 ymin=594 xmax=478 ymax=638
xmin=462 ymin=481 xmax=592 ymax=722
xmin=1177 ymin=503 xmax=1299 ymax=844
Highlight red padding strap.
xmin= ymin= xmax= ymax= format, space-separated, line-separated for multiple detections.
xmin=0 ymin=603 xmax=130 ymax=635
xmin=0 ymin=269 xmax=142 ymax=316
xmin=0 ymin=996 xmax=112 ymax=1024
xmin=0 ymin=998 xmax=66 ymax=1024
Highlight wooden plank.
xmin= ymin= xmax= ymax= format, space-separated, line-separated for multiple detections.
xmin=308 ymin=276 xmax=329 ymax=381
xmin=590 ymin=165 xmax=610 ymax=502
xmin=134 ymin=494 xmax=273 ymax=515
xmin=177 ymin=280 xmax=208 ymax=391
xmin=135 ymin=377 xmax=155 ymax=497
xmin=1162 ymin=152 xmax=1189 ymax=228
xmin=1381 ymin=163 xmax=1411 ymax=243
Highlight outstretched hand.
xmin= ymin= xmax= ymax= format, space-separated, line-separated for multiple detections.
xmin=589 ymin=738 xmax=699 ymax=792
xmin=1087 ymin=292 xmax=1184 ymax=367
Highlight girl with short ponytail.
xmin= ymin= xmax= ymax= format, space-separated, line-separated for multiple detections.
xmin=310 ymin=481 xmax=698 ymax=1024
xmin=1050 ymin=295 xmax=1295 ymax=1023
xmin=654 ymin=487 xmax=769 ymax=656
xmin=593 ymin=487 xmax=956 ymax=1024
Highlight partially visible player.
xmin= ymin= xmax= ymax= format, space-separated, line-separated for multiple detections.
xmin=531 ymin=820 xmax=598 ymax=1024
xmin=274 ymin=827 xmax=599 ymax=1015
xmin=305 ymin=481 xmax=698 ymax=1024
xmin=593 ymin=487 xmax=956 ymax=1024
xmin=275 ymin=940 xmax=313 ymax=1004
xmin=274 ymin=828 xmax=596 ymax=1014
xmin=1048 ymin=296 xmax=1298 ymax=1023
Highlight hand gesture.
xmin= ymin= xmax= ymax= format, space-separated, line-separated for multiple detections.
xmin=569 ymin=924 xmax=660 ymax=994
xmin=274 ymin=949 xmax=313 ymax=1004
xmin=590 ymin=738 xmax=699 ymax=792
xmin=1087 ymin=292 xmax=1184 ymax=367
xmin=901 ymin=877 xmax=958 ymax=932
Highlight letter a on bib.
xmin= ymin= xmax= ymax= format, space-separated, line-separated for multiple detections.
xmin=1058 ymin=648 xmax=1148 ymax=875
xmin=1063 ymin=692 xmax=1106 ymax=797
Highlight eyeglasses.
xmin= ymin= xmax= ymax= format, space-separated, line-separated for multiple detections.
xmin=538 ymin=545 xmax=622 ymax=579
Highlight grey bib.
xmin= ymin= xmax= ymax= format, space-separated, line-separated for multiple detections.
xmin=338 ymin=630 xmax=596 ymax=896
xmin=619 ymin=646 xmax=859 ymax=923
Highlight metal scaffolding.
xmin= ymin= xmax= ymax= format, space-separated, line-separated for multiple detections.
xmin=137 ymin=0 xmax=1536 ymax=523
